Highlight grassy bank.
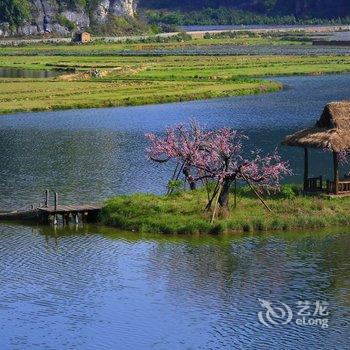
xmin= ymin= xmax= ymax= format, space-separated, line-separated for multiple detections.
xmin=101 ymin=186 xmax=350 ymax=234
xmin=1 ymin=54 xmax=350 ymax=114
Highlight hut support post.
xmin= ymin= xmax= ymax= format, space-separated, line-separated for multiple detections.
xmin=234 ymin=178 xmax=237 ymax=209
xmin=303 ymin=148 xmax=309 ymax=192
xmin=333 ymin=152 xmax=339 ymax=195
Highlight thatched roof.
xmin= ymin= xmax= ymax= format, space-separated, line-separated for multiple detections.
xmin=282 ymin=101 xmax=350 ymax=152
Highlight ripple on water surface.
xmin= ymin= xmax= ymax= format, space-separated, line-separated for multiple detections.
xmin=0 ymin=224 xmax=349 ymax=349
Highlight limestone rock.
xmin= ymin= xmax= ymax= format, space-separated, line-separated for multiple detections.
xmin=0 ymin=0 xmax=136 ymax=36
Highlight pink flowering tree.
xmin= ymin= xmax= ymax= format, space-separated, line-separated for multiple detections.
xmin=146 ymin=121 xmax=292 ymax=217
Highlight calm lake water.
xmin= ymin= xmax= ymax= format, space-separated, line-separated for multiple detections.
xmin=0 ymin=225 xmax=349 ymax=349
xmin=0 ymin=74 xmax=350 ymax=349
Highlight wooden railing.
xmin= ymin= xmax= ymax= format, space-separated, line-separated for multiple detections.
xmin=327 ymin=179 xmax=350 ymax=194
xmin=306 ymin=176 xmax=323 ymax=191
xmin=305 ymin=177 xmax=350 ymax=195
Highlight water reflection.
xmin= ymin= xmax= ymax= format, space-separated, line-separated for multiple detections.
xmin=0 ymin=223 xmax=349 ymax=349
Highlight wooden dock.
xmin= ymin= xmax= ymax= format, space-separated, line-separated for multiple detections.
xmin=0 ymin=190 xmax=102 ymax=225
xmin=0 ymin=209 xmax=38 ymax=221
xmin=38 ymin=204 xmax=102 ymax=215
xmin=0 ymin=204 xmax=102 ymax=224
xmin=38 ymin=204 xmax=102 ymax=224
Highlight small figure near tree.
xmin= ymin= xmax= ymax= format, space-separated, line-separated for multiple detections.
xmin=146 ymin=120 xmax=292 ymax=222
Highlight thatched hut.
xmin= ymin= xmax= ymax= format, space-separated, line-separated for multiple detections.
xmin=72 ymin=32 xmax=91 ymax=44
xmin=282 ymin=101 xmax=350 ymax=195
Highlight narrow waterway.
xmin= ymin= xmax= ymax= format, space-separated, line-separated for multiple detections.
xmin=0 ymin=67 xmax=64 ymax=79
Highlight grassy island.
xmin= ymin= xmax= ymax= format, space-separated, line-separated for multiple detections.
xmin=101 ymin=186 xmax=350 ymax=234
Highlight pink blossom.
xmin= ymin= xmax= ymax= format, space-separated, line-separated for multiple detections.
xmin=146 ymin=121 xmax=292 ymax=192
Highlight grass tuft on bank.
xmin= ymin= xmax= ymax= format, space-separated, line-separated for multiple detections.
xmin=101 ymin=185 xmax=350 ymax=234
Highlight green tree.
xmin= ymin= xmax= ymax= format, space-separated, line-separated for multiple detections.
xmin=0 ymin=0 xmax=31 ymax=27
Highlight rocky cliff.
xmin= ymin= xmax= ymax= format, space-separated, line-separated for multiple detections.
xmin=0 ymin=0 xmax=136 ymax=36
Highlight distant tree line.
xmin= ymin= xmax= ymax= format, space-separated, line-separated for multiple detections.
xmin=2 ymin=0 xmax=350 ymax=32
xmin=140 ymin=0 xmax=350 ymax=19
xmin=0 ymin=0 xmax=32 ymax=27
xmin=146 ymin=8 xmax=350 ymax=27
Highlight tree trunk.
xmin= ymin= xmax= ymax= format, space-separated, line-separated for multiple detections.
xmin=183 ymin=166 xmax=196 ymax=190
xmin=218 ymin=180 xmax=231 ymax=207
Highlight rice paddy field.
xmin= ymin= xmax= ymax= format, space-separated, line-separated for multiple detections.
xmin=0 ymin=34 xmax=350 ymax=114
xmin=0 ymin=33 xmax=309 ymax=56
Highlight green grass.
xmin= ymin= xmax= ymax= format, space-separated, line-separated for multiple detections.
xmin=1 ymin=53 xmax=350 ymax=114
xmin=0 ymin=33 xmax=310 ymax=56
xmin=0 ymin=32 xmax=348 ymax=114
xmin=0 ymin=78 xmax=280 ymax=114
xmin=101 ymin=185 xmax=350 ymax=234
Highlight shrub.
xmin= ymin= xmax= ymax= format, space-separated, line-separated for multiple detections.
xmin=209 ymin=223 xmax=225 ymax=235
xmin=253 ymin=219 xmax=267 ymax=231
xmin=242 ymin=223 xmax=252 ymax=232
xmin=172 ymin=32 xmax=192 ymax=42
xmin=167 ymin=179 xmax=184 ymax=194
xmin=55 ymin=14 xmax=76 ymax=31
xmin=279 ymin=184 xmax=299 ymax=199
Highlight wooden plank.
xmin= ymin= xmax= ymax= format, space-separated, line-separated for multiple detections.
xmin=38 ymin=203 xmax=102 ymax=214
xmin=0 ymin=202 xmax=102 ymax=223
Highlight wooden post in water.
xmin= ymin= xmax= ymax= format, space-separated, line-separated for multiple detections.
xmin=63 ymin=213 xmax=69 ymax=225
xmin=303 ymin=148 xmax=309 ymax=192
xmin=54 ymin=192 xmax=58 ymax=211
xmin=54 ymin=192 xmax=58 ymax=225
xmin=45 ymin=189 xmax=49 ymax=207
xmin=333 ymin=152 xmax=339 ymax=195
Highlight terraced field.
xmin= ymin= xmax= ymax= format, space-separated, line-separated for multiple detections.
xmin=0 ymin=41 xmax=350 ymax=114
